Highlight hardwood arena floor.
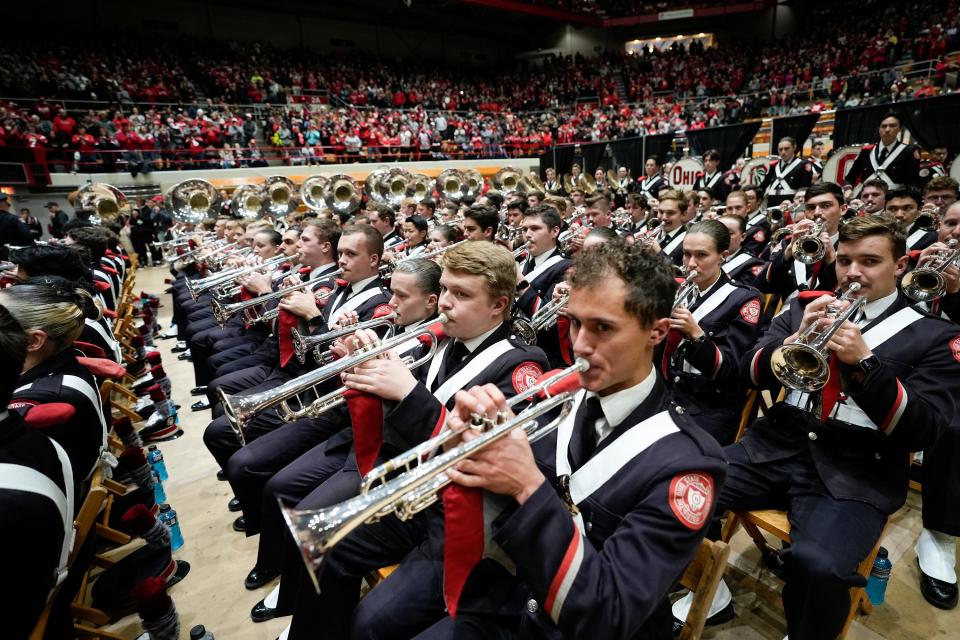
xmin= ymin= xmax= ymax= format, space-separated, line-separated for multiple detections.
xmin=96 ymin=265 xmax=957 ymax=640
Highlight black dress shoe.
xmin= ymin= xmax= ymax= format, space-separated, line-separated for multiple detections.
xmin=233 ymin=516 xmax=246 ymax=533
xmin=672 ymin=601 xmax=734 ymax=637
xmin=171 ymin=342 xmax=189 ymax=353
xmin=251 ymin=598 xmax=279 ymax=622
xmin=919 ymin=560 xmax=959 ymax=609
xmin=191 ymin=398 xmax=210 ymax=411
xmin=217 ymin=469 xmax=227 ymax=481
xmin=177 ymin=351 xmax=192 ymax=361
xmin=244 ymin=566 xmax=279 ymax=590
xmin=190 ymin=386 xmax=208 ymax=396
xmin=228 ymin=497 xmax=242 ymax=512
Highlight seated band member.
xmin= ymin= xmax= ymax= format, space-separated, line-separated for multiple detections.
xmin=585 ymin=194 xmax=625 ymax=237
xmin=886 ymin=187 xmax=937 ymax=251
xmin=650 ymin=189 xmax=687 ymax=266
xmin=427 ymin=225 xmax=458 ymax=252
xmin=757 ymin=181 xmax=846 ymax=302
xmin=368 ymin=241 xmax=726 ymax=639
xmin=401 ymin=215 xmax=431 ymax=257
xmin=718 ymin=215 xmax=765 ymax=285
xmin=0 ymin=304 xmax=75 ymax=639
xmin=737 ymin=185 xmax=773 ymax=257
xmin=461 ymin=204 xmax=499 ymax=242
xmin=233 ymin=258 xmax=442 ymax=594
xmin=2 ymin=282 xmax=106 ymax=500
xmin=685 ymin=215 xmax=960 ymax=639
xmin=660 ymin=220 xmax=762 ymax=445
xmin=277 ymin=241 xmax=549 ymax=640
xmin=515 ymin=205 xmax=573 ymax=368
xmin=203 ymin=224 xmax=389 ymax=508
xmin=911 ymin=200 xmax=960 ymax=609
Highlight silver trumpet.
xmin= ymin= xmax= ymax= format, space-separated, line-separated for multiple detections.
xmin=280 ymin=358 xmax=589 ymax=590
xmin=529 ymin=291 xmax=569 ymax=332
xmin=672 ymin=270 xmax=699 ymax=312
xmin=770 ymin=283 xmax=866 ymax=392
xmin=902 ymin=239 xmax=960 ymax=303
xmin=220 ymin=316 xmax=447 ymax=441
xmin=291 ymin=312 xmax=398 ymax=365
xmin=188 ymin=252 xmax=296 ymax=300
xmin=211 ymin=269 xmax=342 ymax=327
xmin=790 ymin=219 xmax=827 ymax=264
xmin=380 ymin=239 xmax=468 ymax=277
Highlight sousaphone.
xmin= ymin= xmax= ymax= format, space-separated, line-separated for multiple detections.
xmin=264 ymin=176 xmax=300 ymax=217
xmin=169 ymin=179 xmax=219 ymax=224
xmin=325 ymin=174 xmax=361 ymax=214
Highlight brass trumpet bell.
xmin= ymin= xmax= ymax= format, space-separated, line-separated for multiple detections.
xmin=77 ymin=183 xmax=128 ymax=224
xmin=302 ymin=175 xmax=330 ymax=212
xmin=325 ymin=174 xmax=361 ymax=214
xmin=436 ymin=169 xmax=466 ymax=202
xmin=230 ymin=184 xmax=265 ymax=220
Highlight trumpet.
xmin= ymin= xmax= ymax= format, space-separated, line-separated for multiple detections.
xmin=496 ymin=224 xmax=523 ymax=245
xmin=790 ymin=219 xmax=827 ymax=264
xmin=291 ymin=312 xmax=397 ymax=365
xmin=770 ymin=283 xmax=866 ymax=392
xmin=187 ymin=252 xmax=296 ymax=300
xmin=636 ymin=223 xmax=665 ymax=247
xmin=512 ymin=243 xmax=529 ymax=259
xmin=211 ymin=269 xmax=342 ymax=327
xmin=380 ymin=239 xmax=468 ymax=277
xmin=558 ymin=227 xmax=583 ymax=253
xmin=902 ymin=239 xmax=960 ymax=302
xmin=915 ymin=204 xmax=940 ymax=232
xmin=672 ymin=270 xmax=699 ymax=312
xmin=529 ymin=291 xmax=569 ymax=332
xmin=280 ymin=358 xmax=589 ymax=587
xmin=220 ymin=316 xmax=447 ymax=441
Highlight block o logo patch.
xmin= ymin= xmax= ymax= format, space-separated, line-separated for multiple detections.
xmin=512 ymin=362 xmax=544 ymax=394
xmin=740 ymin=299 xmax=761 ymax=325
xmin=951 ymin=336 xmax=960 ymax=364
xmin=669 ymin=472 xmax=714 ymax=530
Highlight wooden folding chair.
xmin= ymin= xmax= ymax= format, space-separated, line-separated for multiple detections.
xmin=677 ymin=539 xmax=732 ymax=640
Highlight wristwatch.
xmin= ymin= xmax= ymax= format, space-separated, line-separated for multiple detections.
xmin=858 ymin=355 xmax=881 ymax=374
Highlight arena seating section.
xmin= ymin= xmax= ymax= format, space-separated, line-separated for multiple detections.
xmin=0 ymin=0 xmax=956 ymax=173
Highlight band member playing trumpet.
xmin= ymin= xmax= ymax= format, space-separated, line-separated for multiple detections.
xmin=718 ymin=215 xmax=765 ymax=285
xmin=401 ymin=215 xmax=430 ymax=257
xmin=910 ymin=199 xmax=960 ymax=610
xmin=679 ymin=215 xmax=960 ymax=638
xmin=647 ymin=189 xmax=688 ymax=265
xmin=660 ymin=220 xmax=763 ymax=445
xmin=204 ymin=225 xmax=389 ymax=532
xmin=278 ymin=242 xmax=549 ymax=640
xmin=236 ymin=259 xmax=443 ymax=607
xmin=758 ymin=182 xmax=846 ymax=302
xmin=355 ymin=241 xmax=726 ymax=639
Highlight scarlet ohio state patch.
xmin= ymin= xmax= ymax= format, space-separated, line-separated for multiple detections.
xmin=750 ymin=264 xmax=764 ymax=276
xmin=669 ymin=472 xmax=714 ymax=530
xmin=951 ymin=336 xmax=960 ymax=364
xmin=373 ymin=304 xmax=393 ymax=318
xmin=313 ymin=286 xmax=333 ymax=303
xmin=512 ymin=362 xmax=544 ymax=394
xmin=7 ymin=399 xmax=39 ymax=411
xmin=752 ymin=229 xmax=766 ymax=243
xmin=740 ymin=299 xmax=761 ymax=325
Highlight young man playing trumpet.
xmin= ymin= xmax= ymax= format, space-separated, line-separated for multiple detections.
xmin=679 ymin=215 xmax=960 ymax=638
xmin=278 ymin=241 xmax=549 ymax=640
xmin=358 ymin=241 xmax=727 ymax=639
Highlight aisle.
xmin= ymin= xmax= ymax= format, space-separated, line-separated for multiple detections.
xmin=105 ymin=266 xmax=287 ymax=640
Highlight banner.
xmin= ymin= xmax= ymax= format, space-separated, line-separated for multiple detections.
xmin=685 ymin=121 xmax=762 ymax=169
xmin=771 ymin=112 xmax=822 ymax=149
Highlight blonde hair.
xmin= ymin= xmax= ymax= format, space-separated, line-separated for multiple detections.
xmin=442 ymin=242 xmax=516 ymax=319
xmin=0 ymin=284 xmax=93 ymax=353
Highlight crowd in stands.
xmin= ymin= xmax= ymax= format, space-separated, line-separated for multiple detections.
xmin=0 ymin=0 xmax=955 ymax=173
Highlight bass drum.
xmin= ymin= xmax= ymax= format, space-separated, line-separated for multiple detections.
xmin=667 ymin=156 xmax=704 ymax=192
xmin=822 ymin=144 xmax=864 ymax=189
xmin=740 ymin=157 xmax=774 ymax=189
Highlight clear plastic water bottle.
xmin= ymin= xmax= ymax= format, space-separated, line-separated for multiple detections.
xmin=866 ymin=546 xmax=892 ymax=605
xmin=147 ymin=445 xmax=169 ymax=481
xmin=152 ymin=469 xmax=167 ymax=505
xmin=190 ymin=624 xmax=215 ymax=640
xmin=159 ymin=504 xmax=184 ymax=551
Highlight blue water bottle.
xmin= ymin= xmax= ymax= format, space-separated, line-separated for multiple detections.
xmin=147 ymin=445 xmax=169 ymax=481
xmin=866 ymin=546 xmax=892 ymax=605
xmin=152 ymin=469 xmax=167 ymax=505
xmin=159 ymin=504 xmax=185 ymax=551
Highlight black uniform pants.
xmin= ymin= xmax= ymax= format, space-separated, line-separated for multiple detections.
xmin=922 ymin=422 xmax=960 ymax=536
xmin=718 ymin=444 xmax=886 ymax=640
xmin=226 ymin=411 xmax=346 ymax=535
xmin=285 ymin=509 xmax=442 ymax=640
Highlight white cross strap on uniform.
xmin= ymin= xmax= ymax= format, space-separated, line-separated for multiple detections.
xmin=768 ymin=157 xmax=802 ymax=195
xmin=723 ymin=252 xmax=754 ymax=275
xmin=426 ymin=338 xmax=517 ymax=405
xmin=524 ymin=254 xmax=566 ymax=286
xmin=677 ymin=282 xmax=736 ymax=375
xmin=906 ymin=226 xmax=929 ymax=250
xmin=554 ymin=391 xmax=679 ymax=534
xmin=869 ymin=142 xmax=907 ymax=188
xmin=663 ymin=230 xmax=687 ymax=256
xmin=326 ymin=287 xmax=384 ymax=329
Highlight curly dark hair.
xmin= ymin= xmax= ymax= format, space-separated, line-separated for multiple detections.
xmin=571 ymin=242 xmax=677 ymax=327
